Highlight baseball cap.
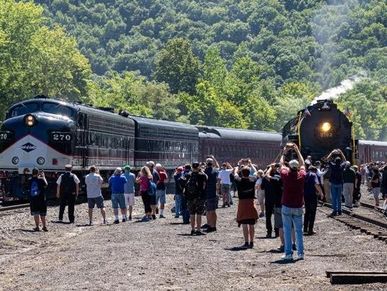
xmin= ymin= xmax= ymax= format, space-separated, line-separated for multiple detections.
xmin=123 ymin=165 xmax=131 ymax=170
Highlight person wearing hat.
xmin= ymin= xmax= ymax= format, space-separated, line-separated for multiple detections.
xmin=279 ymin=143 xmax=306 ymax=261
xmin=56 ymin=164 xmax=80 ymax=223
xmin=123 ymin=165 xmax=136 ymax=221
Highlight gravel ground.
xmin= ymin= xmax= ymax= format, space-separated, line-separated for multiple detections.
xmin=0 ymin=196 xmax=386 ymax=291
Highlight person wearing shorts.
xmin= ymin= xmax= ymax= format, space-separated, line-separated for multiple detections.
xmin=123 ymin=165 xmax=136 ymax=221
xmin=218 ymin=163 xmax=233 ymax=207
xmin=255 ymin=170 xmax=265 ymax=217
xmin=28 ymin=168 xmax=48 ymax=232
xmin=155 ymin=163 xmax=168 ymax=218
xmin=204 ymin=157 xmax=219 ymax=233
xmin=85 ymin=166 xmax=106 ymax=225
xmin=183 ymin=162 xmax=207 ymax=235
xmin=108 ymin=168 xmax=127 ymax=224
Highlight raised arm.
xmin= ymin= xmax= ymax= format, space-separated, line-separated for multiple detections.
xmin=293 ymin=144 xmax=305 ymax=168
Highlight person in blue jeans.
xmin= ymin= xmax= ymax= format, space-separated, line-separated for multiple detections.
xmin=279 ymin=143 xmax=306 ymax=261
xmin=325 ymin=149 xmax=346 ymax=216
xmin=174 ymin=167 xmax=184 ymax=218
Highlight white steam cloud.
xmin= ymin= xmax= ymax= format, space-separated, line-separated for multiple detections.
xmin=311 ymin=73 xmax=366 ymax=104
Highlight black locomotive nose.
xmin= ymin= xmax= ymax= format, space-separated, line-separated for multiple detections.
xmin=24 ymin=114 xmax=37 ymax=127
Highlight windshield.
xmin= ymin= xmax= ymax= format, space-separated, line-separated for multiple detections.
xmin=9 ymin=102 xmax=39 ymax=117
xmin=8 ymin=101 xmax=75 ymax=118
xmin=42 ymin=102 xmax=74 ymax=117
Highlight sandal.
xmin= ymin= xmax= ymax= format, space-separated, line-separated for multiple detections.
xmin=33 ymin=227 xmax=40 ymax=232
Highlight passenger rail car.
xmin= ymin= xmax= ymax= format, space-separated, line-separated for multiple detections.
xmin=282 ymin=100 xmax=355 ymax=162
xmin=358 ymin=140 xmax=387 ymax=164
xmin=129 ymin=116 xmax=199 ymax=169
xmin=198 ymin=126 xmax=282 ymax=168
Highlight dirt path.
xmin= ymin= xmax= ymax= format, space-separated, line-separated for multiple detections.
xmin=0 ymin=197 xmax=386 ymax=290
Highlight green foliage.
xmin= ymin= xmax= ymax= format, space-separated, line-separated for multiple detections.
xmin=337 ymin=80 xmax=387 ymax=141
xmin=154 ymin=38 xmax=200 ymax=94
xmin=0 ymin=0 xmax=91 ymax=119
xmin=0 ymin=0 xmax=385 ymax=141
xmin=87 ymin=72 xmax=180 ymax=121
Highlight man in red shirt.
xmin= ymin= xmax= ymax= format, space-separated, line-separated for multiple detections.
xmin=280 ymin=143 xmax=306 ymax=261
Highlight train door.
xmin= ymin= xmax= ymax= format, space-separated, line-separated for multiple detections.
xmin=77 ymin=113 xmax=89 ymax=169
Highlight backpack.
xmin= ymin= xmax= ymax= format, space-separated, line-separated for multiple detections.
xmin=60 ymin=172 xmax=76 ymax=194
xmin=148 ymin=180 xmax=157 ymax=196
xmin=183 ymin=173 xmax=201 ymax=200
xmin=30 ymin=180 xmax=40 ymax=197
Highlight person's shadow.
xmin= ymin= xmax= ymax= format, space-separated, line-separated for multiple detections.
xmin=224 ymin=246 xmax=249 ymax=251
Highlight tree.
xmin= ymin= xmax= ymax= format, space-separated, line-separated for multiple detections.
xmin=154 ymin=38 xmax=200 ymax=94
xmin=0 ymin=0 xmax=91 ymax=119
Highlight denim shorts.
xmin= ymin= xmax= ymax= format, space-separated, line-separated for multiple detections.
xmin=111 ymin=193 xmax=126 ymax=209
xmin=88 ymin=196 xmax=104 ymax=209
xmin=206 ymin=197 xmax=218 ymax=211
xmin=156 ymin=189 xmax=166 ymax=205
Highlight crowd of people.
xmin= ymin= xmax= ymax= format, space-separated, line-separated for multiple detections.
xmin=26 ymin=144 xmax=387 ymax=262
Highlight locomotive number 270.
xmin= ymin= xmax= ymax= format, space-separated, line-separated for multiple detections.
xmin=51 ymin=132 xmax=72 ymax=142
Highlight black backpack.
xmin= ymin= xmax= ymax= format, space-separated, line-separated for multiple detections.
xmin=184 ymin=173 xmax=200 ymax=200
xmin=60 ymin=172 xmax=76 ymax=194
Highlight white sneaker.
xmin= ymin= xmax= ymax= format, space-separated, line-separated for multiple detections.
xmin=281 ymin=254 xmax=293 ymax=261
xmin=296 ymin=254 xmax=304 ymax=260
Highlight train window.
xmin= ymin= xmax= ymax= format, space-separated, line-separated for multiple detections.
xmin=42 ymin=102 xmax=74 ymax=117
xmin=9 ymin=102 xmax=39 ymax=117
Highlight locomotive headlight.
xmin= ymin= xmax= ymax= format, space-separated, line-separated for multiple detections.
xmin=25 ymin=115 xmax=36 ymax=127
xmin=321 ymin=122 xmax=332 ymax=133
xmin=37 ymin=157 xmax=45 ymax=165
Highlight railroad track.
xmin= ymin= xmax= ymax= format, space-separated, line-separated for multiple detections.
xmin=0 ymin=203 xmax=30 ymax=212
xmin=319 ymin=203 xmax=387 ymax=244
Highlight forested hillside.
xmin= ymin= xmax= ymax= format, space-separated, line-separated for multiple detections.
xmin=0 ymin=0 xmax=386 ymax=140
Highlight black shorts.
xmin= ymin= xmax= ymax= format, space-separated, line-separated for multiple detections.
xmin=30 ymin=195 xmax=47 ymax=216
xmin=187 ymin=198 xmax=205 ymax=215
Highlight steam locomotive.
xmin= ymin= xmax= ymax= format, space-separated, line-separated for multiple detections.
xmin=282 ymin=100 xmax=355 ymax=162
xmin=282 ymin=99 xmax=387 ymax=164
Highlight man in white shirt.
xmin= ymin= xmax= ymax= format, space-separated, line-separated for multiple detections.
xmin=85 ymin=165 xmax=106 ymax=225
xmin=218 ymin=162 xmax=234 ymax=207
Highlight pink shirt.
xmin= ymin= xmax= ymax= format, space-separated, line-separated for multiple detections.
xmin=139 ymin=176 xmax=150 ymax=193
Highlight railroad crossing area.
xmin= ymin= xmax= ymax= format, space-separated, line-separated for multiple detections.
xmin=0 ymin=195 xmax=386 ymax=290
